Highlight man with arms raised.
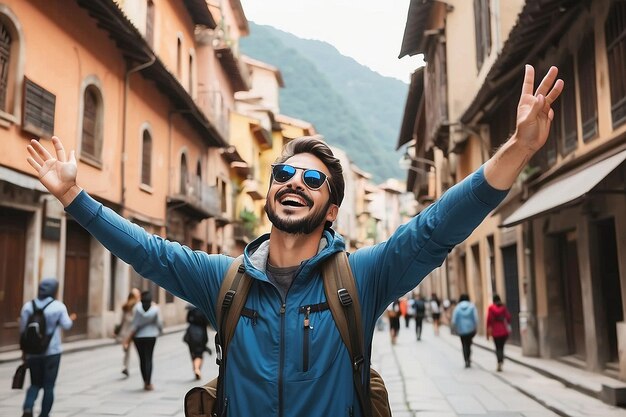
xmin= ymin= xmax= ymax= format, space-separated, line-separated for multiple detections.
xmin=26 ymin=65 xmax=562 ymax=417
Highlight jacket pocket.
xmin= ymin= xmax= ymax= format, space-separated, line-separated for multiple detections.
xmin=299 ymin=303 xmax=328 ymax=372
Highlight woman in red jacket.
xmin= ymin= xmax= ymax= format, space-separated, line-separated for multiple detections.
xmin=486 ymin=294 xmax=511 ymax=372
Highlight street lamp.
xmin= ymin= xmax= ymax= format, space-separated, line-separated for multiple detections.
xmin=398 ymin=150 xmax=436 ymax=175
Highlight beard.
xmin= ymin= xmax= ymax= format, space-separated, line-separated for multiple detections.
xmin=264 ymin=190 xmax=332 ymax=235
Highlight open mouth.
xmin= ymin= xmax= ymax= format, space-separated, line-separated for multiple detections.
xmin=280 ymin=196 xmax=308 ymax=208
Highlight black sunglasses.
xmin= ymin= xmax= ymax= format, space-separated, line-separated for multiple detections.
xmin=271 ymin=164 xmax=332 ymax=194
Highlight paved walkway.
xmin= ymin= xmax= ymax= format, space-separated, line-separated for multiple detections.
xmin=1 ymin=322 xmax=625 ymax=416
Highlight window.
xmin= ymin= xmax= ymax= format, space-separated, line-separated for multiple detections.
xmin=23 ymin=77 xmax=55 ymax=138
xmin=188 ymin=53 xmax=194 ymax=95
xmin=218 ymin=178 xmax=227 ymax=213
xmin=577 ymin=32 xmax=598 ymax=142
xmin=488 ymin=90 xmax=517 ymax=155
xmin=0 ymin=22 xmax=11 ymax=112
xmin=605 ymin=2 xmax=626 ymax=128
xmin=146 ymin=0 xmax=155 ymax=48
xmin=474 ymin=0 xmax=492 ymax=70
xmin=180 ymin=153 xmax=189 ymax=194
xmin=81 ymin=86 xmax=102 ymax=160
xmin=176 ymin=36 xmax=183 ymax=78
xmin=141 ymin=130 xmax=152 ymax=186
xmin=560 ymin=55 xmax=577 ymax=155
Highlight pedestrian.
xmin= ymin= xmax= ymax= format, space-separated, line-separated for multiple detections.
xmin=399 ymin=297 xmax=409 ymax=328
xmin=19 ymin=278 xmax=76 ymax=417
xmin=25 ymin=64 xmax=562 ymax=416
xmin=123 ymin=291 xmax=163 ymax=390
xmin=487 ymin=294 xmax=512 ymax=372
xmin=451 ymin=294 xmax=479 ymax=368
xmin=406 ymin=295 xmax=415 ymax=329
xmin=386 ymin=300 xmax=401 ymax=345
xmin=413 ymin=293 xmax=426 ymax=341
xmin=430 ymin=293 xmax=441 ymax=336
xmin=183 ymin=305 xmax=213 ymax=380
xmin=116 ymin=288 xmax=140 ymax=377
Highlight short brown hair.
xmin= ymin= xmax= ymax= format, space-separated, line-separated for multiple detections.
xmin=275 ymin=135 xmax=345 ymax=207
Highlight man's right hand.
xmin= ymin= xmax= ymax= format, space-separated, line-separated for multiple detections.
xmin=27 ymin=136 xmax=82 ymax=207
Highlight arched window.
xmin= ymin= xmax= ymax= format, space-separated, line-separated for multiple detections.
xmin=176 ymin=35 xmax=183 ymax=78
xmin=0 ymin=7 xmax=25 ymax=120
xmin=81 ymin=84 xmax=103 ymax=162
xmin=188 ymin=52 xmax=194 ymax=95
xmin=180 ymin=153 xmax=189 ymax=194
xmin=141 ymin=130 xmax=152 ymax=186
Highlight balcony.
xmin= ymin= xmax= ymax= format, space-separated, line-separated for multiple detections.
xmin=196 ymin=90 xmax=230 ymax=141
xmin=232 ymin=221 xmax=255 ymax=245
xmin=243 ymin=178 xmax=264 ymax=200
xmin=167 ymin=176 xmax=220 ymax=220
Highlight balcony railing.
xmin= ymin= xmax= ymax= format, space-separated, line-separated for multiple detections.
xmin=232 ymin=221 xmax=255 ymax=244
xmin=196 ymin=90 xmax=230 ymax=141
xmin=167 ymin=176 xmax=221 ymax=220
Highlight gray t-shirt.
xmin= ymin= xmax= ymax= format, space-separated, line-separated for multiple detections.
xmin=266 ymin=263 xmax=300 ymax=300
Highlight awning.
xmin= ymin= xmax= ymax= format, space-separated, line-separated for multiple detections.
xmin=0 ymin=166 xmax=47 ymax=192
xmin=501 ymin=149 xmax=626 ymax=227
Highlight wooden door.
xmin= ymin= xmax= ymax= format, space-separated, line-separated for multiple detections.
xmin=502 ymin=245 xmax=521 ymax=345
xmin=64 ymin=221 xmax=90 ymax=339
xmin=0 ymin=207 xmax=27 ymax=349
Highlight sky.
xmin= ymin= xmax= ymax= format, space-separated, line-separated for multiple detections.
xmin=238 ymin=0 xmax=425 ymax=83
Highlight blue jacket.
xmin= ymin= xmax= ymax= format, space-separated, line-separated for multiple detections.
xmin=66 ymin=165 xmax=507 ymax=417
xmin=451 ymin=300 xmax=479 ymax=336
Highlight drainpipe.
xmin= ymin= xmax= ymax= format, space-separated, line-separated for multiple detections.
xmin=121 ymin=55 xmax=156 ymax=210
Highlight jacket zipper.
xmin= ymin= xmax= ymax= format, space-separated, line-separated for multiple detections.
xmin=279 ymin=302 xmax=286 ymax=417
xmin=303 ymin=306 xmax=311 ymax=372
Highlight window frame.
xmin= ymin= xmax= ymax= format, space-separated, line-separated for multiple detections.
xmin=77 ymin=77 xmax=105 ymax=168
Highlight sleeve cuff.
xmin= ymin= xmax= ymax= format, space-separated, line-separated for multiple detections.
xmin=471 ymin=165 xmax=510 ymax=207
xmin=65 ymin=190 xmax=101 ymax=226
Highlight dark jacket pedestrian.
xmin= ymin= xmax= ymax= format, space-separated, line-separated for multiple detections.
xmin=19 ymin=278 xmax=75 ymax=417
xmin=451 ymin=294 xmax=479 ymax=368
xmin=124 ymin=291 xmax=163 ymax=390
xmin=413 ymin=294 xmax=426 ymax=341
xmin=184 ymin=305 xmax=212 ymax=380
xmin=487 ymin=294 xmax=511 ymax=372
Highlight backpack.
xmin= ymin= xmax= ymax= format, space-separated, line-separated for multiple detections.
xmin=184 ymin=252 xmax=391 ymax=417
xmin=20 ymin=300 xmax=55 ymax=354
xmin=413 ymin=299 xmax=426 ymax=318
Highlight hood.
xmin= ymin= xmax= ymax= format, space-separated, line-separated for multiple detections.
xmin=490 ymin=304 xmax=507 ymax=314
xmin=38 ymin=278 xmax=59 ymax=300
xmin=136 ymin=303 xmax=159 ymax=319
xmin=243 ymin=228 xmax=346 ymax=281
xmin=456 ymin=300 xmax=474 ymax=314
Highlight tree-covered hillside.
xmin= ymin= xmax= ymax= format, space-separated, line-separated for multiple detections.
xmin=240 ymin=23 xmax=408 ymax=182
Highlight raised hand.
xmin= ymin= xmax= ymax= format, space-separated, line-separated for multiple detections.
xmin=26 ymin=136 xmax=82 ymax=206
xmin=515 ymin=65 xmax=564 ymax=152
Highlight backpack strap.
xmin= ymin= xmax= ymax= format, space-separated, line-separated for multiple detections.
xmin=322 ymin=252 xmax=372 ymax=417
xmin=214 ymin=255 xmax=252 ymax=415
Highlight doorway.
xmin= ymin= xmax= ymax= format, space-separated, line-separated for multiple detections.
xmin=502 ymin=245 xmax=521 ymax=345
xmin=64 ymin=221 xmax=91 ymax=339
xmin=559 ymin=231 xmax=585 ymax=359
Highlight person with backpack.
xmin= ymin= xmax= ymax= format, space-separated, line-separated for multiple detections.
xmin=24 ymin=64 xmax=562 ymax=417
xmin=19 ymin=278 xmax=76 ymax=417
xmin=183 ymin=304 xmax=213 ymax=380
xmin=451 ymin=294 xmax=479 ymax=368
xmin=487 ymin=294 xmax=512 ymax=372
xmin=412 ymin=293 xmax=426 ymax=341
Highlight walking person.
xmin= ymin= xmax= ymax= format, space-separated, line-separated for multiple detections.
xmin=430 ymin=294 xmax=441 ymax=336
xmin=20 ymin=278 xmax=76 ymax=417
xmin=116 ymin=288 xmax=140 ymax=377
xmin=183 ymin=305 xmax=213 ymax=380
xmin=413 ymin=293 xmax=426 ymax=341
xmin=123 ymin=291 xmax=163 ymax=390
xmin=487 ymin=294 xmax=512 ymax=372
xmin=25 ymin=64 xmax=562 ymax=416
xmin=451 ymin=294 xmax=479 ymax=368
xmin=386 ymin=300 xmax=401 ymax=345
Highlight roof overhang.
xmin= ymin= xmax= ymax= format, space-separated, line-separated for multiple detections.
xmin=215 ymin=46 xmax=250 ymax=92
xmin=76 ymin=0 xmax=225 ymax=147
xmin=396 ymin=67 xmax=425 ymax=150
xmin=398 ymin=0 xmax=435 ymax=58
xmin=228 ymin=0 xmax=249 ymax=36
xmin=501 ymin=149 xmax=626 ymax=227
xmin=182 ymin=0 xmax=217 ymax=29
xmin=462 ymin=0 xmax=583 ymax=124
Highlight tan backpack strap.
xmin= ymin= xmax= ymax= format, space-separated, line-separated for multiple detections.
xmin=214 ymin=255 xmax=252 ymax=416
xmin=323 ymin=252 xmax=371 ymax=417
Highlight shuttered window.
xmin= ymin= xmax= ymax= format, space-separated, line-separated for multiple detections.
xmin=81 ymin=86 xmax=102 ymax=162
xmin=0 ymin=23 xmax=11 ymax=112
xmin=577 ymin=32 xmax=598 ymax=142
xmin=180 ymin=153 xmax=188 ymax=194
xmin=605 ymin=1 xmax=626 ymax=128
xmin=561 ymin=55 xmax=577 ymax=155
xmin=474 ymin=0 xmax=492 ymax=70
xmin=141 ymin=130 xmax=152 ymax=186
xmin=22 ymin=77 xmax=55 ymax=137
xmin=146 ymin=0 xmax=155 ymax=48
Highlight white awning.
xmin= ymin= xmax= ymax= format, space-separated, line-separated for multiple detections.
xmin=501 ymin=149 xmax=626 ymax=227
xmin=0 ymin=166 xmax=47 ymax=192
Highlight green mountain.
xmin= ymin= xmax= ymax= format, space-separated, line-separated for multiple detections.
xmin=240 ymin=22 xmax=408 ymax=182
